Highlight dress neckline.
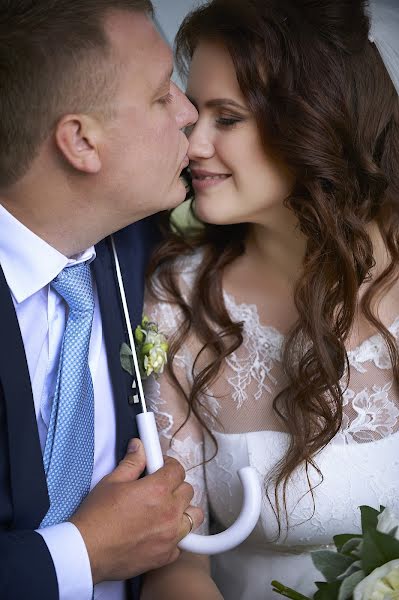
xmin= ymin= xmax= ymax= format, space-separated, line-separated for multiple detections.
xmin=223 ymin=288 xmax=399 ymax=356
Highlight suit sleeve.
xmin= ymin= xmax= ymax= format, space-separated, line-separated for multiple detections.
xmin=0 ymin=529 xmax=58 ymax=599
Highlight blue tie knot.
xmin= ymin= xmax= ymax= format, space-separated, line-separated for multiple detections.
xmin=51 ymin=262 xmax=94 ymax=314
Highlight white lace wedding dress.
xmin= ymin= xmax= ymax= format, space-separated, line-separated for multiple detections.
xmin=144 ymin=253 xmax=399 ymax=599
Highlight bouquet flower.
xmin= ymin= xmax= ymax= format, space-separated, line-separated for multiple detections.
xmin=272 ymin=506 xmax=399 ymax=600
xmin=120 ymin=315 xmax=169 ymax=378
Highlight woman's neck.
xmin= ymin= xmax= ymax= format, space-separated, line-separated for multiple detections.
xmin=245 ymin=208 xmax=307 ymax=285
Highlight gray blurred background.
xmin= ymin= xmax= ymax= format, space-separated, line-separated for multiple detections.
xmin=152 ymin=1 xmax=202 ymax=46
xmin=152 ymin=0 xmax=205 ymax=87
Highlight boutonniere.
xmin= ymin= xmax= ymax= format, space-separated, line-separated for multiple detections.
xmin=120 ymin=315 xmax=169 ymax=379
xmin=271 ymin=505 xmax=399 ymax=600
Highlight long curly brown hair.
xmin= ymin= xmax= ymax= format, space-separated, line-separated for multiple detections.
xmin=148 ymin=0 xmax=399 ymax=525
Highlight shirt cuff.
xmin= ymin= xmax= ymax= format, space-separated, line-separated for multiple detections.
xmin=36 ymin=521 xmax=93 ymax=600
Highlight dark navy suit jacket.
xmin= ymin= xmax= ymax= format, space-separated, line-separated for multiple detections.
xmin=0 ymin=217 xmax=160 ymax=599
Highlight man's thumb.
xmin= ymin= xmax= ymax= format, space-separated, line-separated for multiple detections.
xmin=113 ymin=438 xmax=146 ymax=482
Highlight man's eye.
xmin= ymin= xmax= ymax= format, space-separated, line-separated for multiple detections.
xmin=159 ymin=93 xmax=173 ymax=105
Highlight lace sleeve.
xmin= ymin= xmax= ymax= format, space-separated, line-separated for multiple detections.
xmin=143 ymin=291 xmax=209 ymax=534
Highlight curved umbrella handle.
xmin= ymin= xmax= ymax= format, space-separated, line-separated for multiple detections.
xmin=137 ymin=411 xmax=262 ymax=555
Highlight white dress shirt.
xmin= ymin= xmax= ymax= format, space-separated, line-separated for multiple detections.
xmin=0 ymin=204 xmax=125 ymax=600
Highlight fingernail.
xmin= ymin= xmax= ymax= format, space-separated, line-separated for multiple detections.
xmin=128 ymin=439 xmax=139 ymax=453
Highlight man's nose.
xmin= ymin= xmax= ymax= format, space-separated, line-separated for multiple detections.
xmin=174 ymin=83 xmax=198 ymax=129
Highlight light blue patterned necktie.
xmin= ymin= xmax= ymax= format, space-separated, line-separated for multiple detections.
xmin=41 ymin=262 xmax=95 ymax=527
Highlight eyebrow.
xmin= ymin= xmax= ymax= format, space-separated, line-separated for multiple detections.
xmin=187 ymin=96 xmax=249 ymax=112
xmin=155 ymin=66 xmax=174 ymax=95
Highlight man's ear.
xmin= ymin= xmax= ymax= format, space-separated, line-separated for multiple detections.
xmin=54 ymin=114 xmax=102 ymax=173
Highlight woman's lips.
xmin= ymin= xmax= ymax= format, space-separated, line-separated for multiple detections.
xmin=191 ymin=171 xmax=231 ymax=191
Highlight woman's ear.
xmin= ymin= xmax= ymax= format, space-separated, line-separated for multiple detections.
xmin=54 ymin=113 xmax=102 ymax=173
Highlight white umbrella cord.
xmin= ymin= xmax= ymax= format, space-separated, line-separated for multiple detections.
xmin=110 ymin=235 xmax=147 ymax=413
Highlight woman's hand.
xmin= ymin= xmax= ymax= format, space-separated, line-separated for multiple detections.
xmin=140 ymin=551 xmax=224 ymax=600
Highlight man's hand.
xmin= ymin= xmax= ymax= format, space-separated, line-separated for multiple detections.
xmin=70 ymin=438 xmax=203 ymax=584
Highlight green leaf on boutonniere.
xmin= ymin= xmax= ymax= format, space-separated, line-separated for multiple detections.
xmin=120 ymin=342 xmax=134 ymax=376
xmin=362 ymin=529 xmax=399 ymax=575
xmin=311 ymin=550 xmax=355 ymax=582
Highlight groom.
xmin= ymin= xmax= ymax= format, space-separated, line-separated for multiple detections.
xmin=0 ymin=1 xmax=201 ymax=599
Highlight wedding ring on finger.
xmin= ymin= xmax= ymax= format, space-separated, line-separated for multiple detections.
xmin=183 ymin=511 xmax=194 ymax=535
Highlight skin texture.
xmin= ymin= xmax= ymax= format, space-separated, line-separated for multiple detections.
xmin=141 ymin=552 xmax=223 ymax=600
xmin=187 ymin=40 xmax=295 ymax=228
xmin=0 ymin=8 xmax=202 ymax=585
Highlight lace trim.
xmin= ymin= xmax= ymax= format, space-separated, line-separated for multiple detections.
xmin=337 ymin=382 xmax=399 ymax=443
xmin=223 ymin=292 xmax=399 ymax=443
xmin=347 ymin=316 xmax=399 ymax=372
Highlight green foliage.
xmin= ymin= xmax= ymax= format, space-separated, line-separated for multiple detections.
xmin=170 ymin=199 xmax=202 ymax=232
xmin=311 ymin=551 xmax=355 ymax=582
xmin=337 ymin=571 xmax=364 ymax=600
xmin=362 ymin=530 xmax=399 ymax=575
xmin=360 ymin=505 xmax=380 ymax=534
xmin=314 ymin=581 xmax=342 ymax=600
xmin=271 ymin=506 xmax=399 ymax=600
xmin=333 ymin=535 xmax=361 ymax=554
xmin=271 ymin=581 xmax=312 ymax=600
xmin=120 ymin=342 xmax=133 ymax=375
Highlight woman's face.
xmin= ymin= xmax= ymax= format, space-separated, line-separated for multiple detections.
xmin=186 ymin=40 xmax=294 ymax=225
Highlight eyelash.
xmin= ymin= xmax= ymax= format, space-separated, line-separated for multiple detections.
xmin=216 ymin=117 xmax=242 ymax=128
xmin=159 ymin=93 xmax=173 ymax=105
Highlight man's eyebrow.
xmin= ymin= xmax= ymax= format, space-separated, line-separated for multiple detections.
xmin=155 ymin=66 xmax=174 ymax=94
xmin=187 ymin=96 xmax=248 ymax=112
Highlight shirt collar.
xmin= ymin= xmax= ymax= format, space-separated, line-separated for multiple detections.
xmin=0 ymin=203 xmax=96 ymax=304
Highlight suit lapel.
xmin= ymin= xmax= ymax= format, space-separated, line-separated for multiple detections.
xmin=0 ymin=265 xmax=48 ymax=527
xmin=92 ymin=235 xmax=142 ymax=463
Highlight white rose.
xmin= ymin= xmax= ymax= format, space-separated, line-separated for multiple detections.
xmin=377 ymin=509 xmax=399 ymax=541
xmin=143 ymin=346 xmax=168 ymax=376
xmin=144 ymin=330 xmax=163 ymax=346
xmin=353 ymin=560 xmax=399 ymax=600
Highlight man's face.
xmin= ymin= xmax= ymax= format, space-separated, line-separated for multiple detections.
xmin=98 ymin=11 xmax=197 ymax=229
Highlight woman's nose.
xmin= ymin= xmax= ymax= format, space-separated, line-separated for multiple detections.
xmin=187 ymin=121 xmax=215 ymax=160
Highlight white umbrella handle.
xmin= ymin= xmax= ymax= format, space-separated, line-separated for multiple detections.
xmin=110 ymin=238 xmax=262 ymax=553
xmin=137 ymin=411 xmax=262 ymax=555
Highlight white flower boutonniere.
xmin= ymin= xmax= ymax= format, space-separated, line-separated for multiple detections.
xmin=120 ymin=315 xmax=169 ymax=379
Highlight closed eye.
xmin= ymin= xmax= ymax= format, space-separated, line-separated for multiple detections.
xmin=159 ymin=92 xmax=173 ymax=105
xmin=216 ymin=116 xmax=243 ymax=127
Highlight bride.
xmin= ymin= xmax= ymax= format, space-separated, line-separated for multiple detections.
xmin=141 ymin=0 xmax=399 ymax=598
